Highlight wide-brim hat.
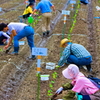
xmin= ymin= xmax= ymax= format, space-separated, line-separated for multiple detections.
xmin=60 ymin=38 xmax=72 ymax=47
xmin=62 ymin=64 xmax=79 ymax=79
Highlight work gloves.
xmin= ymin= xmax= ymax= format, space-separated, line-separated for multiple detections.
xmin=62 ymin=83 xmax=73 ymax=90
xmin=56 ymin=87 xmax=63 ymax=94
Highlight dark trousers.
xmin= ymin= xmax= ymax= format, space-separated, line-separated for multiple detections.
xmin=78 ymin=93 xmax=91 ymax=100
xmin=23 ymin=13 xmax=31 ymax=19
xmin=0 ymin=35 xmax=7 ymax=45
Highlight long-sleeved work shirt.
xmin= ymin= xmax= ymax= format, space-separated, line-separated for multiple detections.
xmin=58 ymin=43 xmax=91 ymax=66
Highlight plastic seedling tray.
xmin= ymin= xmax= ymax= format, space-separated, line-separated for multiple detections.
xmin=46 ymin=62 xmax=56 ymax=70
xmin=40 ymin=75 xmax=50 ymax=81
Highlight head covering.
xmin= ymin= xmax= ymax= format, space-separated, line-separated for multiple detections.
xmin=60 ymin=38 xmax=72 ymax=47
xmin=62 ymin=64 xmax=79 ymax=79
xmin=28 ymin=2 xmax=34 ymax=6
xmin=0 ymin=23 xmax=8 ymax=31
xmin=26 ymin=2 xmax=34 ymax=8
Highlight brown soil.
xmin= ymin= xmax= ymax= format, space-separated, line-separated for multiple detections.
xmin=0 ymin=0 xmax=100 ymax=100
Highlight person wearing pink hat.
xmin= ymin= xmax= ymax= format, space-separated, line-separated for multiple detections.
xmin=55 ymin=64 xmax=100 ymax=100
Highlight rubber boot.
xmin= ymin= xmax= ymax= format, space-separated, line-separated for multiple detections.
xmin=86 ymin=64 xmax=92 ymax=72
xmin=28 ymin=55 xmax=36 ymax=60
xmin=46 ymin=30 xmax=50 ymax=37
xmin=10 ymin=47 xmax=19 ymax=55
xmin=43 ymin=32 xmax=47 ymax=37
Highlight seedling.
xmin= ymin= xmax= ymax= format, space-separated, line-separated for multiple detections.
xmin=47 ymin=80 xmax=55 ymax=99
xmin=52 ymin=72 xmax=58 ymax=79
xmin=49 ymin=83 xmax=53 ymax=88
xmin=50 ymin=81 xmax=55 ymax=84
xmin=47 ymin=90 xmax=53 ymax=96
xmin=68 ymin=3 xmax=80 ymax=35
xmin=0 ymin=48 xmax=3 ymax=52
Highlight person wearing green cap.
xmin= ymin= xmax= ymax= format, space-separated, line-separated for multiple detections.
xmin=32 ymin=0 xmax=55 ymax=37
xmin=0 ymin=22 xmax=35 ymax=59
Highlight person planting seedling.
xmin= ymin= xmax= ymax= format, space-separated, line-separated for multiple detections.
xmin=54 ymin=64 xmax=100 ymax=100
xmin=56 ymin=38 xmax=92 ymax=72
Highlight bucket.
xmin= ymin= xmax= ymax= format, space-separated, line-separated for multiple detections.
xmin=46 ymin=62 xmax=56 ymax=70
xmin=40 ymin=75 xmax=50 ymax=81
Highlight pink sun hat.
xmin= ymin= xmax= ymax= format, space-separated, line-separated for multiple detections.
xmin=62 ymin=64 xmax=79 ymax=79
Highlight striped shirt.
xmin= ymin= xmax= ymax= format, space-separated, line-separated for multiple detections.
xmin=58 ymin=43 xmax=91 ymax=66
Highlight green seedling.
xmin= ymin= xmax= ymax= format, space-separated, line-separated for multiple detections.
xmin=48 ymin=90 xmax=52 ymax=93
xmin=49 ymin=83 xmax=53 ymax=88
xmin=50 ymin=81 xmax=55 ymax=84
xmin=68 ymin=3 xmax=80 ymax=35
xmin=47 ymin=90 xmax=53 ymax=96
xmin=52 ymin=72 xmax=58 ymax=79
xmin=0 ymin=48 xmax=3 ymax=52
xmin=38 ymin=16 xmax=42 ymax=19
xmin=67 ymin=34 xmax=71 ymax=39
xmin=73 ymin=19 xmax=76 ymax=24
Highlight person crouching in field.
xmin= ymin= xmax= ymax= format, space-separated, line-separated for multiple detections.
xmin=55 ymin=64 xmax=100 ymax=100
xmin=56 ymin=38 xmax=92 ymax=72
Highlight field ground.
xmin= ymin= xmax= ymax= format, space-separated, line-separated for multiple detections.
xmin=0 ymin=0 xmax=100 ymax=100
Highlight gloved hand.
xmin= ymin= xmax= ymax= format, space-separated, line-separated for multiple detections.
xmin=56 ymin=87 xmax=63 ymax=94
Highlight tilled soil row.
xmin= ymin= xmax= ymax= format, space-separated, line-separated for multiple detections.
xmin=87 ymin=0 xmax=100 ymax=75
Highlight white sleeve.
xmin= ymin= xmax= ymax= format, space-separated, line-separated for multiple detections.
xmin=2 ymin=32 xmax=10 ymax=39
xmin=2 ymin=32 xmax=10 ymax=43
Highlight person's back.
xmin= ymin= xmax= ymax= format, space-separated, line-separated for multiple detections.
xmin=72 ymin=72 xmax=99 ymax=95
xmin=35 ymin=0 xmax=53 ymax=13
xmin=23 ymin=6 xmax=32 ymax=14
xmin=8 ymin=22 xmax=28 ymax=34
xmin=70 ymin=43 xmax=91 ymax=58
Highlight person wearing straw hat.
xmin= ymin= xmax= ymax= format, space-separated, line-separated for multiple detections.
xmin=56 ymin=38 xmax=92 ymax=72
xmin=55 ymin=64 xmax=99 ymax=100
